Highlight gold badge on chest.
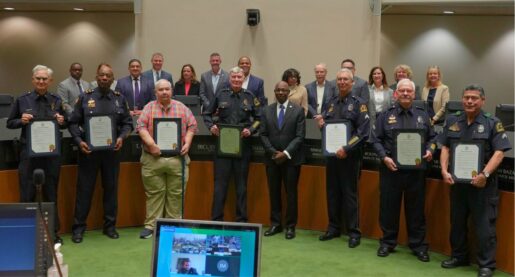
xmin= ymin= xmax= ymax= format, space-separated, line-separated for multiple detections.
xmin=88 ymin=99 xmax=95 ymax=108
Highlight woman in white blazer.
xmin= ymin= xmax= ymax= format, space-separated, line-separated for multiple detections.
xmin=421 ymin=66 xmax=450 ymax=125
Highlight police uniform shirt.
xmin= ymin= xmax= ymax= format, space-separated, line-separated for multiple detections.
xmin=439 ymin=110 xmax=511 ymax=171
xmin=68 ymin=88 xmax=133 ymax=146
xmin=202 ymin=88 xmax=261 ymax=133
xmin=6 ymin=90 xmax=65 ymax=142
xmin=371 ymin=104 xmax=437 ymax=160
xmin=323 ymin=94 xmax=370 ymax=152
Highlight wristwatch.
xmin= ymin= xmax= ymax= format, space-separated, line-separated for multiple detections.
xmin=482 ymin=171 xmax=490 ymax=178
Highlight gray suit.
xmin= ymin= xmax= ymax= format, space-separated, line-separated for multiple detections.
xmin=260 ymin=101 xmax=305 ymax=227
xmin=199 ymin=69 xmax=229 ymax=109
xmin=57 ymin=76 xmax=92 ymax=115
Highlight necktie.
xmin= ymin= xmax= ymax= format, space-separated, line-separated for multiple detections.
xmin=278 ymin=104 xmax=285 ymax=129
xmin=134 ymin=78 xmax=140 ymax=109
xmin=77 ymin=80 xmax=84 ymax=94
xmin=155 ymin=71 xmax=160 ymax=83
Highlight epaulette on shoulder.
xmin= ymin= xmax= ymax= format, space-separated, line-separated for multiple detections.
xmin=113 ymin=91 xmax=120 ymax=96
xmin=484 ymin=112 xmax=491 ymax=117
xmin=414 ymin=105 xmax=425 ymax=110
xmin=85 ymin=89 xmax=94 ymax=94
xmin=455 ymin=111 xmax=461 ymax=116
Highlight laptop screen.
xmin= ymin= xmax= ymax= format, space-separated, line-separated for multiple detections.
xmin=151 ymin=219 xmax=262 ymax=277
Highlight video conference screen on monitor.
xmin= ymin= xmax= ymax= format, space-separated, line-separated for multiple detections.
xmin=151 ymin=219 xmax=262 ymax=277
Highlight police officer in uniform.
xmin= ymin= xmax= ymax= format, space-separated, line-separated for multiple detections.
xmin=439 ymin=85 xmax=511 ymax=277
xmin=7 ymin=65 xmax=66 ymax=244
xmin=316 ymin=68 xmax=369 ymax=248
xmin=202 ymin=66 xmax=261 ymax=222
xmin=68 ymin=63 xmax=133 ymax=243
xmin=370 ymin=79 xmax=436 ymax=262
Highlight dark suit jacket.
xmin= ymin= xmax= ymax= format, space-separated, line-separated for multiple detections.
xmin=199 ymin=69 xmax=229 ymax=108
xmin=174 ymin=81 xmax=200 ymax=96
xmin=305 ymin=80 xmax=335 ymax=118
xmin=142 ymin=69 xmax=174 ymax=87
xmin=115 ymin=75 xmax=155 ymax=110
xmin=259 ymin=101 xmax=305 ymax=166
xmin=246 ymin=74 xmax=266 ymax=105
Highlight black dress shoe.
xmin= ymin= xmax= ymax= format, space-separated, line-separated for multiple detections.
xmin=377 ymin=246 xmax=391 ymax=257
xmin=285 ymin=227 xmax=296 ymax=240
xmin=54 ymin=236 xmax=63 ymax=245
xmin=441 ymin=257 xmax=469 ymax=268
xmin=71 ymin=233 xmax=83 ymax=243
xmin=264 ymin=226 xmax=283 ymax=236
xmin=103 ymin=228 xmax=120 ymax=239
xmin=319 ymin=231 xmax=340 ymax=241
xmin=478 ymin=268 xmax=493 ymax=277
xmin=414 ymin=251 xmax=430 ymax=262
xmin=348 ymin=237 xmax=361 ymax=248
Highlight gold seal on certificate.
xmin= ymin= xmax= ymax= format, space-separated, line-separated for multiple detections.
xmin=217 ymin=124 xmax=242 ymax=158
xmin=450 ymin=141 xmax=484 ymax=182
xmin=322 ymin=120 xmax=351 ymax=156
xmin=393 ymin=129 xmax=426 ymax=170
xmin=153 ymin=118 xmax=182 ymax=156
xmin=27 ymin=119 xmax=60 ymax=157
xmin=85 ymin=114 xmax=116 ymax=151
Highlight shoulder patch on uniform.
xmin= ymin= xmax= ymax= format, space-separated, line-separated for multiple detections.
xmin=360 ymin=104 xmax=367 ymax=113
xmin=253 ymin=97 xmax=260 ymax=106
xmin=496 ymin=122 xmax=505 ymax=132
xmin=85 ymin=89 xmax=93 ymax=94
xmin=449 ymin=122 xmax=460 ymax=132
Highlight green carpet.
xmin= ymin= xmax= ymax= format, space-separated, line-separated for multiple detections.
xmin=60 ymin=227 xmax=510 ymax=277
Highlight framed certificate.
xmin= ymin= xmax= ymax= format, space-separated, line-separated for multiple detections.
xmin=217 ymin=124 xmax=242 ymax=158
xmin=153 ymin=118 xmax=182 ymax=156
xmin=85 ymin=114 xmax=116 ymax=151
xmin=27 ymin=119 xmax=60 ymax=157
xmin=392 ymin=129 xmax=426 ymax=170
xmin=450 ymin=141 xmax=484 ymax=182
xmin=322 ymin=120 xmax=351 ymax=156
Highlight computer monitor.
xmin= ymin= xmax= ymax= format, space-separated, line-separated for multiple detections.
xmin=151 ymin=219 xmax=262 ymax=277
xmin=173 ymin=95 xmax=201 ymax=115
xmin=0 ymin=202 xmax=55 ymax=277
xmin=495 ymin=104 xmax=514 ymax=132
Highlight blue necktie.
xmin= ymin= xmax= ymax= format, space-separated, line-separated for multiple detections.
xmin=278 ymin=104 xmax=285 ymax=129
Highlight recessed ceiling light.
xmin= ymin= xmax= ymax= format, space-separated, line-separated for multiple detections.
xmin=443 ymin=10 xmax=455 ymax=14
xmin=73 ymin=8 xmax=84 ymax=11
xmin=4 ymin=7 xmax=15 ymax=11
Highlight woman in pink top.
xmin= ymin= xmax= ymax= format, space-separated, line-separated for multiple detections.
xmin=174 ymin=64 xmax=200 ymax=96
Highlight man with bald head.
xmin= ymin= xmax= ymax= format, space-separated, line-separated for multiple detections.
xmin=238 ymin=56 xmax=266 ymax=105
xmin=57 ymin=62 xmax=92 ymax=116
xmin=305 ymin=63 xmax=335 ymax=119
xmin=260 ymin=81 xmax=305 ymax=239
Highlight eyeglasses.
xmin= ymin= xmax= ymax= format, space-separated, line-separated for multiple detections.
xmin=274 ymin=88 xmax=290 ymax=93
xmin=33 ymin=77 xmax=49 ymax=81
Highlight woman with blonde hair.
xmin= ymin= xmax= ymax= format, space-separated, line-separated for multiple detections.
xmin=421 ymin=66 xmax=450 ymax=125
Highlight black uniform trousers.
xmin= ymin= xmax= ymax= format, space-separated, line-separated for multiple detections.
xmin=266 ymin=163 xmax=300 ymax=228
xmin=18 ymin=148 xmax=61 ymax=235
xmin=450 ymin=176 xmax=498 ymax=269
xmin=211 ymin=143 xmax=251 ymax=222
xmin=72 ymin=150 xmax=120 ymax=234
xmin=325 ymin=153 xmax=361 ymax=239
xmin=379 ymin=165 xmax=428 ymax=252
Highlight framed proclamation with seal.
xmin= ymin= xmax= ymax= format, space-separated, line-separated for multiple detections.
xmin=322 ymin=120 xmax=351 ymax=157
xmin=392 ymin=129 xmax=426 ymax=170
xmin=27 ymin=119 xmax=60 ymax=157
xmin=85 ymin=114 xmax=116 ymax=151
xmin=450 ymin=140 xmax=484 ymax=183
xmin=217 ymin=124 xmax=243 ymax=158
xmin=153 ymin=118 xmax=182 ymax=156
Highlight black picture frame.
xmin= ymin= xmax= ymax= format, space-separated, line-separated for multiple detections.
xmin=322 ymin=120 xmax=351 ymax=157
xmin=392 ymin=129 xmax=426 ymax=170
xmin=450 ymin=140 xmax=485 ymax=183
xmin=217 ymin=124 xmax=243 ymax=158
xmin=153 ymin=118 xmax=182 ymax=157
xmin=85 ymin=114 xmax=116 ymax=151
xmin=27 ymin=119 xmax=60 ymax=157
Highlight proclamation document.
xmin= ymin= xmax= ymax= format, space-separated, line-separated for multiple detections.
xmin=86 ymin=115 xmax=114 ymax=150
xmin=28 ymin=120 xmax=59 ymax=157
xmin=452 ymin=142 xmax=483 ymax=182
xmin=394 ymin=130 xmax=425 ymax=169
xmin=153 ymin=118 xmax=181 ymax=156
xmin=322 ymin=120 xmax=350 ymax=156
xmin=218 ymin=124 xmax=242 ymax=158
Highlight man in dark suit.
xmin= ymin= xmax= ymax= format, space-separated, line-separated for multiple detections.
xmin=57 ymin=62 xmax=92 ymax=116
xmin=341 ymin=59 xmax=370 ymax=104
xmin=260 ymin=81 xmax=305 ymax=239
xmin=199 ymin=53 xmax=229 ymax=109
xmin=238 ymin=56 xmax=266 ymax=105
xmin=305 ymin=63 xmax=335 ymax=119
xmin=115 ymin=59 xmax=155 ymax=115
xmin=142 ymin=52 xmax=174 ymax=86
